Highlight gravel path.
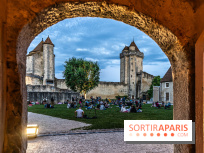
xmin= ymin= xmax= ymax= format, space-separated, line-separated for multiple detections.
xmin=27 ymin=112 xmax=173 ymax=153
xmin=27 ymin=132 xmax=173 ymax=153
xmin=28 ymin=112 xmax=91 ymax=134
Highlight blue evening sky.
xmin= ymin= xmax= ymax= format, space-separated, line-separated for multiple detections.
xmin=27 ymin=17 xmax=171 ymax=82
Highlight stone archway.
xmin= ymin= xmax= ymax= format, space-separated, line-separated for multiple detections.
xmin=2 ymin=0 xmax=203 ymax=152
xmin=16 ymin=2 xmax=193 ymax=152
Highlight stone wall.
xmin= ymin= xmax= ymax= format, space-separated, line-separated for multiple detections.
xmin=27 ymin=91 xmax=77 ymax=103
xmin=26 ymin=55 xmax=34 ymax=73
xmin=153 ymin=86 xmax=160 ymax=102
xmin=55 ymin=79 xmax=69 ymax=89
xmin=43 ymin=44 xmax=55 ymax=85
xmin=27 ymin=85 xmax=79 ymax=103
xmin=33 ymin=52 xmax=43 ymax=76
xmin=86 ymin=82 xmax=128 ymax=99
xmin=25 ymin=76 xmax=42 ymax=85
xmin=141 ymin=72 xmax=154 ymax=93
xmin=160 ymin=82 xmax=173 ymax=103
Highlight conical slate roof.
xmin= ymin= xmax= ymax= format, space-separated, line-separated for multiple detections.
xmin=123 ymin=46 xmax=129 ymax=50
xmin=32 ymin=40 xmax=44 ymax=52
xmin=129 ymin=41 xmax=140 ymax=52
xmin=161 ymin=67 xmax=172 ymax=82
xmin=44 ymin=36 xmax=54 ymax=46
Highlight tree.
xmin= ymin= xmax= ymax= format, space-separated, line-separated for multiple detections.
xmin=147 ymin=76 xmax=161 ymax=98
xmin=63 ymin=57 xmax=100 ymax=99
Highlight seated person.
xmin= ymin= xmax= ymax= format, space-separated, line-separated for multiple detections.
xmin=105 ymin=102 xmax=110 ymax=108
xmin=120 ymin=105 xmax=128 ymax=112
xmin=75 ymin=107 xmax=84 ymax=118
xmin=100 ymin=104 xmax=105 ymax=110
xmin=136 ymin=103 xmax=142 ymax=110
xmin=87 ymin=104 xmax=93 ymax=110
xmin=165 ymin=102 xmax=171 ymax=109
xmin=70 ymin=102 xmax=74 ymax=108
xmin=135 ymin=101 xmax=139 ymax=107
xmin=74 ymin=102 xmax=77 ymax=108
xmin=100 ymin=100 xmax=104 ymax=105
xmin=155 ymin=102 xmax=160 ymax=108
xmin=161 ymin=101 xmax=165 ymax=107
xmin=130 ymin=105 xmax=137 ymax=113
xmin=85 ymin=101 xmax=89 ymax=107
xmin=151 ymin=102 xmax=155 ymax=107
xmin=96 ymin=104 xmax=100 ymax=109
xmin=67 ymin=102 xmax=71 ymax=108
xmin=119 ymin=102 xmax=123 ymax=110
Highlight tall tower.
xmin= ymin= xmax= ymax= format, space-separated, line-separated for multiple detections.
xmin=43 ymin=36 xmax=55 ymax=85
xmin=120 ymin=41 xmax=144 ymax=99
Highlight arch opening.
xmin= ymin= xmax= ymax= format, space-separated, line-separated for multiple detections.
xmin=12 ymin=1 xmax=194 ymax=152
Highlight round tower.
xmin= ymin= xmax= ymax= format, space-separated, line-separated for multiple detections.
xmin=43 ymin=36 xmax=55 ymax=86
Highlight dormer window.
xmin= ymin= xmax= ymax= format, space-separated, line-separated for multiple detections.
xmin=165 ymin=82 xmax=169 ymax=88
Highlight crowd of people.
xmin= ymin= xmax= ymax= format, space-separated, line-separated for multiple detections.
xmin=151 ymin=101 xmax=171 ymax=109
xmin=66 ymin=96 xmax=144 ymax=116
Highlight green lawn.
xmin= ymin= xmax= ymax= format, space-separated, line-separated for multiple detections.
xmin=28 ymin=104 xmax=173 ymax=130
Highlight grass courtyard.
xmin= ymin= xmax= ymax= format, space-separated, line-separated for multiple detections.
xmin=28 ymin=104 xmax=173 ymax=130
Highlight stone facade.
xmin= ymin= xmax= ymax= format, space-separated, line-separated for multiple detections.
xmin=153 ymin=67 xmax=173 ymax=103
xmin=26 ymin=36 xmax=78 ymax=103
xmin=26 ymin=39 xmax=154 ymax=101
xmin=86 ymin=82 xmax=128 ymax=99
xmin=119 ymin=41 xmax=154 ymax=99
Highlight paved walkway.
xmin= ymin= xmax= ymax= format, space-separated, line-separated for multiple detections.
xmin=28 ymin=112 xmax=91 ymax=134
xmin=27 ymin=112 xmax=173 ymax=153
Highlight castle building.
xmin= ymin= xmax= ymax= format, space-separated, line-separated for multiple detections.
xmin=120 ymin=41 xmax=144 ymax=99
xmin=153 ymin=67 xmax=173 ymax=103
xmin=26 ymin=37 xmax=154 ymax=103
xmin=26 ymin=36 xmax=79 ymax=103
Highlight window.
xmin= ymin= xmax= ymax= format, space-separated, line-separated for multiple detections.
xmin=133 ymin=82 xmax=134 ymax=84
xmin=131 ymin=75 xmax=132 ymax=78
xmin=165 ymin=82 xmax=169 ymax=88
xmin=166 ymin=92 xmax=169 ymax=101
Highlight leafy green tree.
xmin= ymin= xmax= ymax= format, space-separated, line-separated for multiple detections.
xmin=63 ymin=57 xmax=100 ymax=99
xmin=147 ymin=76 xmax=161 ymax=98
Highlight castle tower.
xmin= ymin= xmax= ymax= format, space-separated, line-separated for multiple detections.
xmin=43 ymin=36 xmax=55 ymax=85
xmin=120 ymin=41 xmax=144 ymax=99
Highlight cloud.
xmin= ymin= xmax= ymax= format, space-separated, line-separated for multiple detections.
xmin=85 ymin=57 xmax=99 ymax=62
xmin=143 ymin=62 xmax=171 ymax=77
xmin=76 ymin=48 xmax=89 ymax=51
xmin=27 ymin=17 xmax=171 ymax=82
xmin=100 ymin=65 xmax=120 ymax=82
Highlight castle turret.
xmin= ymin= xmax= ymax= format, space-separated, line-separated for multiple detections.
xmin=120 ymin=40 xmax=144 ymax=99
xmin=43 ymin=36 xmax=55 ymax=85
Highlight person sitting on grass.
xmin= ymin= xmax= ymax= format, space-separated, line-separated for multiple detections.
xmin=74 ymin=102 xmax=77 ymax=108
xmin=130 ymin=105 xmax=137 ymax=113
xmin=75 ymin=107 xmax=84 ymax=118
xmin=100 ymin=104 xmax=105 ymax=110
xmin=136 ymin=103 xmax=142 ymax=110
xmin=105 ymin=102 xmax=110 ymax=108
xmin=120 ymin=105 xmax=128 ymax=112
xmin=165 ymin=102 xmax=171 ymax=109
xmin=87 ymin=104 xmax=93 ymax=110
xmin=155 ymin=101 xmax=160 ymax=108
xmin=119 ymin=102 xmax=123 ymax=110
xmin=67 ymin=102 xmax=71 ymax=108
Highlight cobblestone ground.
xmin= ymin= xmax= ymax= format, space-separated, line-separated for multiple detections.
xmin=27 ymin=112 xmax=173 ymax=153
